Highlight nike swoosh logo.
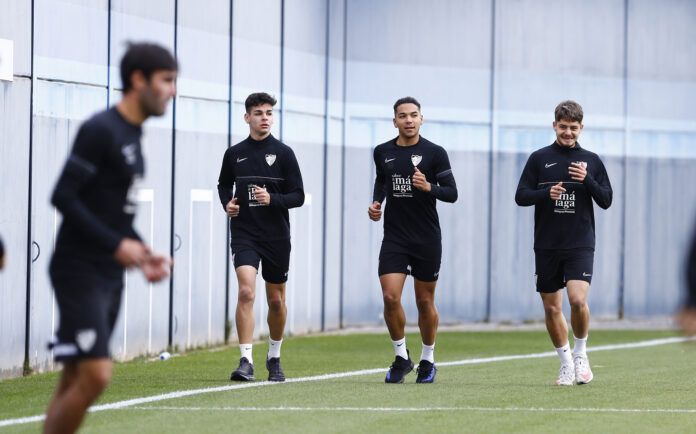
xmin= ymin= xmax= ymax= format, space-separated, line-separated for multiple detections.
xmin=396 ymin=343 xmax=404 ymax=347
xmin=583 ymin=273 xmax=592 ymax=277
xmin=545 ymin=163 xmax=557 ymax=168
xmin=385 ymin=158 xmax=396 ymax=163
xmin=237 ymin=157 xmax=248 ymax=163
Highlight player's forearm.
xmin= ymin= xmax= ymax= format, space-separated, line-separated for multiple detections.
xmin=52 ymin=186 xmax=123 ymax=253
xmin=583 ymin=173 xmax=613 ymax=209
xmin=515 ymin=186 xmax=549 ymax=206
xmin=429 ymin=174 xmax=457 ymax=203
xmin=372 ymin=178 xmax=386 ymax=203
xmin=217 ymin=183 xmax=234 ymax=210
xmin=270 ymin=190 xmax=305 ymax=209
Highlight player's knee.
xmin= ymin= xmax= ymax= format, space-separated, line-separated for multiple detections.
xmin=569 ymin=297 xmax=586 ymax=311
xmin=238 ymin=286 xmax=255 ymax=304
xmin=267 ymin=296 xmax=284 ymax=312
xmin=415 ymin=297 xmax=433 ymax=313
xmin=543 ymin=304 xmax=562 ymax=317
xmin=382 ymin=292 xmax=401 ymax=308
xmin=80 ymin=368 xmax=111 ymax=397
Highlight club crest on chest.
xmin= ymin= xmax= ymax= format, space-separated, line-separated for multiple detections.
xmin=411 ymin=155 xmax=422 ymax=166
xmin=265 ymin=154 xmax=276 ymax=166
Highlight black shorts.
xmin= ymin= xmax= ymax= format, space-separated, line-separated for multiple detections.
xmin=232 ymin=239 xmax=291 ymax=284
xmin=378 ymin=240 xmax=442 ymax=282
xmin=49 ymin=262 xmax=123 ymax=363
xmin=534 ymin=248 xmax=594 ymax=293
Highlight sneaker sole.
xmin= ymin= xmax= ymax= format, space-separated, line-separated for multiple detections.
xmin=230 ymin=372 xmax=254 ymax=381
xmin=576 ymin=374 xmax=593 ymax=385
xmin=385 ymin=365 xmax=414 ymax=384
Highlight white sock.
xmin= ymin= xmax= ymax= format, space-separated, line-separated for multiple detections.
xmin=240 ymin=344 xmax=253 ymax=364
xmin=392 ymin=337 xmax=408 ymax=359
xmin=573 ymin=335 xmax=587 ymax=356
xmin=556 ymin=343 xmax=572 ymax=365
xmin=420 ymin=342 xmax=435 ymax=363
xmin=268 ymin=338 xmax=282 ymax=359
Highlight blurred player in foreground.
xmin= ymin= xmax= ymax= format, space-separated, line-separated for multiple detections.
xmin=44 ymin=42 xmax=177 ymax=434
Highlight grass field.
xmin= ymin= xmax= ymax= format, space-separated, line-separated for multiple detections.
xmin=1 ymin=330 xmax=695 ymax=433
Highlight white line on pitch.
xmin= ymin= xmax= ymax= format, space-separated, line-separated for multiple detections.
xmin=130 ymin=406 xmax=696 ymax=414
xmin=0 ymin=336 xmax=692 ymax=428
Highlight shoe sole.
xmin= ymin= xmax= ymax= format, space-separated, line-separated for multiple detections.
xmin=385 ymin=365 xmax=414 ymax=384
xmin=576 ymin=374 xmax=593 ymax=385
xmin=231 ymin=372 xmax=254 ymax=381
xmin=416 ymin=368 xmax=437 ymax=383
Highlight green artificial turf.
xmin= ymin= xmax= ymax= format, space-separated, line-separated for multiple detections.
xmin=1 ymin=330 xmax=694 ymax=433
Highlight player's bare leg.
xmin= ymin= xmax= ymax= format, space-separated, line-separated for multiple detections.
xmin=265 ymin=282 xmax=287 ymax=381
xmin=540 ymin=290 xmax=568 ymax=347
xmin=265 ymin=282 xmax=287 ymax=341
xmin=44 ymin=359 xmax=112 ymax=434
xmin=567 ymin=280 xmax=593 ymax=384
xmin=45 ymin=363 xmax=78 ymax=428
xmin=567 ymin=280 xmax=590 ymax=339
xmin=380 ymin=273 xmax=408 ymax=341
xmin=380 ymin=273 xmax=412 ymax=383
xmin=540 ymin=290 xmax=574 ymax=385
xmin=235 ymin=265 xmax=258 ymax=344
xmin=414 ymin=279 xmax=438 ymax=383
xmin=230 ymin=265 xmax=257 ymax=381
xmin=414 ymin=279 xmax=438 ymax=346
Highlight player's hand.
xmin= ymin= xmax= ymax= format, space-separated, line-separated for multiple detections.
xmin=677 ymin=306 xmax=696 ymax=337
xmin=114 ymin=238 xmax=149 ymax=268
xmin=412 ymin=167 xmax=431 ymax=192
xmin=368 ymin=201 xmax=382 ymax=221
xmin=141 ymin=253 xmax=172 ymax=283
xmin=226 ymin=198 xmax=239 ymax=217
xmin=550 ymin=182 xmax=566 ymax=200
xmin=0 ymin=253 xmax=5 ymax=270
xmin=253 ymin=185 xmax=270 ymax=205
xmin=569 ymin=162 xmax=587 ymax=182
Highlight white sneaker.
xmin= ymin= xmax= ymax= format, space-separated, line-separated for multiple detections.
xmin=574 ymin=354 xmax=593 ymax=384
xmin=555 ymin=362 xmax=575 ymax=386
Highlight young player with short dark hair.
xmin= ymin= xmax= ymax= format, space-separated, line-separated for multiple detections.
xmin=44 ymin=42 xmax=177 ymax=434
xmin=368 ymin=96 xmax=458 ymax=384
xmin=217 ymin=92 xmax=304 ymax=382
xmin=515 ymin=100 xmax=612 ymax=386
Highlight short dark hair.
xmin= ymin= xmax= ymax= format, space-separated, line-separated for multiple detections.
xmin=393 ymin=96 xmax=421 ymax=114
xmin=554 ymin=100 xmax=583 ymax=123
xmin=120 ymin=42 xmax=178 ymax=92
xmin=245 ymin=92 xmax=277 ymax=113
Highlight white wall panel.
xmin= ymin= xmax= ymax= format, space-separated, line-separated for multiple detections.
xmin=0 ymin=78 xmax=31 ymax=378
xmin=35 ymin=0 xmax=108 ymax=85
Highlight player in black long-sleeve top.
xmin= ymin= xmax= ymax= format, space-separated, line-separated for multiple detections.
xmin=44 ymin=43 xmax=176 ymax=434
xmin=678 ymin=224 xmax=696 ymax=335
xmin=0 ymin=235 xmax=5 ymax=270
xmin=368 ymin=97 xmax=457 ymax=384
xmin=515 ymin=100 xmax=612 ymax=387
xmin=217 ymin=92 xmax=304 ymax=382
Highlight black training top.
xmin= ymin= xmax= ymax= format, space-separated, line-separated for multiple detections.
xmin=217 ymin=134 xmax=304 ymax=242
xmin=688 ymin=225 xmax=696 ymax=307
xmin=372 ymin=136 xmax=458 ymax=245
xmin=51 ymin=107 xmax=144 ymax=276
xmin=515 ymin=141 xmax=612 ymax=250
